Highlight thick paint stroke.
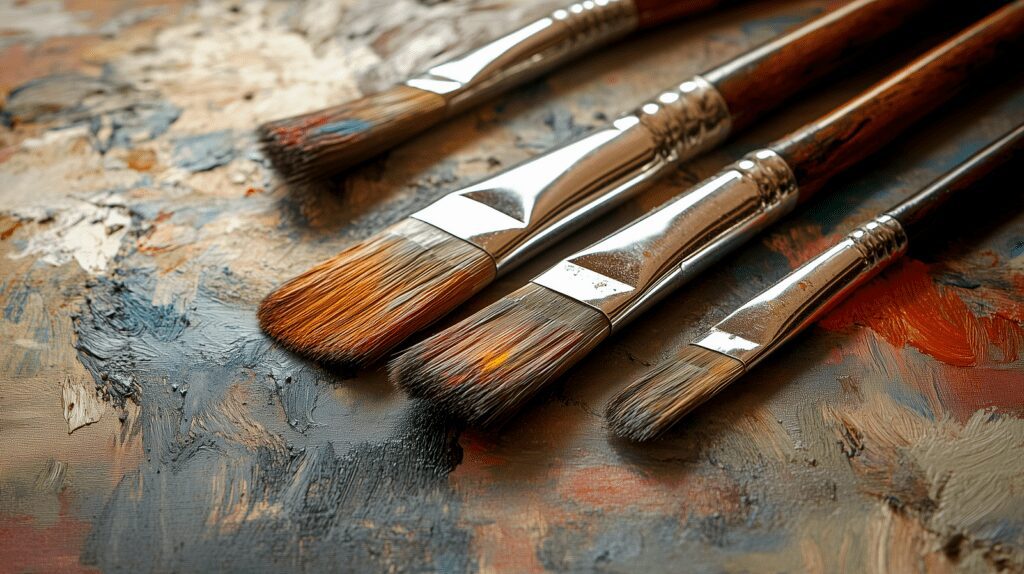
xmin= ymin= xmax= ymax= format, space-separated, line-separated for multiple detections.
xmin=72 ymin=271 xmax=473 ymax=571
xmin=820 ymin=259 xmax=1022 ymax=368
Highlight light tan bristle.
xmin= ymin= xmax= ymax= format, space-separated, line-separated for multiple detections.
xmin=389 ymin=283 xmax=610 ymax=427
xmin=605 ymin=345 xmax=744 ymax=442
xmin=258 ymin=85 xmax=447 ymax=181
xmin=258 ymin=218 xmax=495 ymax=368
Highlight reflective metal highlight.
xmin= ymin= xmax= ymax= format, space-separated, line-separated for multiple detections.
xmin=532 ymin=149 xmax=798 ymax=328
xmin=412 ymin=76 xmax=731 ymax=272
xmin=693 ymin=214 xmax=908 ymax=366
xmin=406 ymin=0 xmax=640 ymax=113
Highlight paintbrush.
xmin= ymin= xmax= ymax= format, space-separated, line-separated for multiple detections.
xmin=389 ymin=2 xmax=1024 ymax=427
xmin=259 ymin=0 xmax=737 ymax=181
xmin=260 ymin=0 xmax=937 ymax=368
xmin=606 ymin=123 xmax=1024 ymax=441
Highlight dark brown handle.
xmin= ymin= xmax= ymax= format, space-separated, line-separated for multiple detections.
xmin=772 ymin=1 xmax=1024 ymax=197
xmin=888 ymin=123 xmax=1024 ymax=237
xmin=633 ymin=0 xmax=735 ymax=27
xmin=702 ymin=0 xmax=933 ymax=131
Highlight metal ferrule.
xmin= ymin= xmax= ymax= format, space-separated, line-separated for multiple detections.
xmin=532 ymin=149 xmax=798 ymax=329
xmin=693 ymin=214 xmax=908 ymax=367
xmin=405 ymin=0 xmax=639 ymax=114
xmin=412 ymin=76 xmax=732 ymax=273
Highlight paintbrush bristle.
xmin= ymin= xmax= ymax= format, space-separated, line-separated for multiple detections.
xmin=605 ymin=344 xmax=744 ymax=442
xmin=258 ymin=218 xmax=495 ymax=368
xmin=390 ymin=283 xmax=610 ymax=427
xmin=258 ymin=85 xmax=446 ymax=181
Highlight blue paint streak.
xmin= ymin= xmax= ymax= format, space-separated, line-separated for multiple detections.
xmin=2 ymin=281 xmax=29 ymax=323
xmin=1009 ymin=238 xmax=1024 ymax=258
xmin=312 ymin=119 xmax=372 ymax=137
xmin=172 ymin=130 xmax=236 ymax=172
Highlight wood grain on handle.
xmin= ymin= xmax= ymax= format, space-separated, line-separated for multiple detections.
xmin=772 ymin=1 xmax=1024 ymax=197
xmin=702 ymin=0 xmax=933 ymax=131
xmin=633 ymin=0 xmax=734 ymax=28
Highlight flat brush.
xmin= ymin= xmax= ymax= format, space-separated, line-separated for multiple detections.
xmin=260 ymin=0 xmax=937 ymax=368
xmin=606 ymin=124 xmax=1024 ymax=441
xmin=259 ymin=0 xmax=735 ymax=181
xmin=390 ymin=2 xmax=1024 ymax=427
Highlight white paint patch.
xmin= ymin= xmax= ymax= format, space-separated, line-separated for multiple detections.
xmin=106 ymin=0 xmax=560 ymax=132
xmin=61 ymin=376 xmax=104 ymax=434
xmin=911 ymin=410 xmax=1024 ymax=539
xmin=10 ymin=191 xmax=131 ymax=275
xmin=0 ymin=0 xmax=87 ymax=43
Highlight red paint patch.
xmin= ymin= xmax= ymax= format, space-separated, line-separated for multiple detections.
xmin=932 ymin=365 xmax=1024 ymax=421
xmin=0 ymin=145 xmax=16 ymax=165
xmin=457 ymin=430 xmax=508 ymax=469
xmin=557 ymin=464 xmax=739 ymax=517
xmin=820 ymin=259 xmax=988 ymax=367
xmin=244 ymin=187 xmax=263 ymax=197
xmin=0 ymin=492 xmax=98 ymax=573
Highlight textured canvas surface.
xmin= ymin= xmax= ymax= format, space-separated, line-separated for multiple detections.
xmin=1 ymin=0 xmax=1022 ymax=571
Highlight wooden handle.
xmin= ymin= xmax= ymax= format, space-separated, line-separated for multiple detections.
xmin=772 ymin=1 xmax=1024 ymax=196
xmin=702 ymin=0 xmax=933 ymax=131
xmin=633 ymin=0 xmax=734 ymax=28
xmin=888 ymin=123 xmax=1024 ymax=237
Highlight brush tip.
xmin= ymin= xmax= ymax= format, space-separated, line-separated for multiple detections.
xmin=258 ymin=218 xmax=494 ymax=368
xmin=605 ymin=345 xmax=744 ymax=442
xmin=390 ymin=283 xmax=610 ymax=427
xmin=258 ymin=85 xmax=447 ymax=180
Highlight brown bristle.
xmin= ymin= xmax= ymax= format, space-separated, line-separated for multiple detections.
xmin=605 ymin=345 xmax=744 ymax=442
xmin=258 ymin=218 xmax=495 ymax=368
xmin=258 ymin=85 xmax=446 ymax=181
xmin=389 ymin=283 xmax=610 ymax=427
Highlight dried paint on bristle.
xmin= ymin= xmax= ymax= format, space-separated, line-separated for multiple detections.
xmin=258 ymin=85 xmax=446 ymax=180
xmin=390 ymin=283 xmax=610 ymax=427
xmin=258 ymin=218 xmax=495 ymax=367
xmin=605 ymin=345 xmax=744 ymax=442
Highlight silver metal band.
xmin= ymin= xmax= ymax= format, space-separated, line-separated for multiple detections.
xmin=405 ymin=0 xmax=640 ymax=114
xmin=532 ymin=149 xmax=799 ymax=329
xmin=636 ymin=76 xmax=733 ymax=163
xmin=693 ymin=214 xmax=908 ymax=366
xmin=411 ymin=75 xmax=731 ymax=273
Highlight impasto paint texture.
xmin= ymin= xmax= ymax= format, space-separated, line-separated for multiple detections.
xmin=0 ymin=0 xmax=1022 ymax=572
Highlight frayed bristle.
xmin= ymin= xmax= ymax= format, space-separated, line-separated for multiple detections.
xmin=258 ymin=85 xmax=446 ymax=181
xmin=258 ymin=218 xmax=495 ymax=368
xmin=605 ymin=345 xmax=744 ymax=442
xmin=390 ymin=283 xmax=610 ymax=427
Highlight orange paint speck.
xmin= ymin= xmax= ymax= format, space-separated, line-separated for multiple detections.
xmin=125 ymin=148 xmax=157 ymax=171
xmin=482 ymin=350 xmax=510 ymax=373
xmin=1 ymin=220 xmax=22 ymax=240
xmin=271 ymin=114 xmax=329 ymax=147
